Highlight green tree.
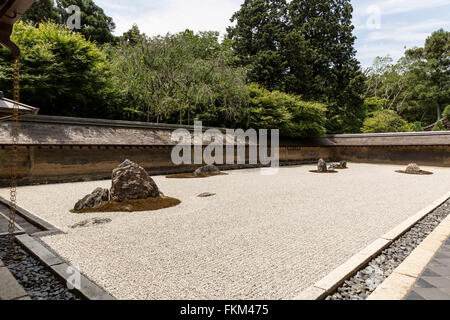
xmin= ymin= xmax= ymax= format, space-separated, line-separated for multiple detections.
xmin=443 ymin=105 xmax=450 ymax=119
xmin=403 ymin=29 xmax=450 ymax=123
xmin=227 ymin=0 xmax=288 ymax=90
xmin=286 ymin=0 xmax=365 ymax=134
xmin=119 ymin=24 xmax=146 ymax=45
xmin=110 ymin=30 xmax=249 ymax=126
xmin=246 ymin=84 xmax=327 ymax=136
xmin=361 ymin=110 xmax=411 ymax=133
xmin=432 ymin=120 xmax=445 ymax=131
xmin=22 ymin=0 xmax=61 ymax=24
xmin=57 ymin=0 xmax=116 ymax=44
xmin=0 ymin=22 xmax=115 ymax=118
xmin=411 ymin=122 xmax=423 ymax=132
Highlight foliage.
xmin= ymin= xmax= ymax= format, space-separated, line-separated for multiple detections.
xmin=365 ymin=29 xmax=450 ymax=126
xmin=0 ymin=21 xmax=115 ymax=118
xmin=227 ymin=0 xmax=287 ymax=90
xmin=22 ymin=0 xmax=61 ymax=24
xmin=411 ymin=122 xmax=424 ymax=132
xmin=110 ymin=30 xmax=249 ymax=127
xmin=246 ymin=84 xmax=327 ymax=136
xmin=432 ymin=120 xmax=445 ymax=131
xmin=442 ymin=105 xmax=450 ymax=119
xmin=56 ymin=0 xmax=116 ymax=44
xmin=228 ymin=0 xmax=365 ymax=133
xmin=364 ymin=97 xmax=387 ymax=116
xmin=361 ymin=110 xmax=411 ymax=133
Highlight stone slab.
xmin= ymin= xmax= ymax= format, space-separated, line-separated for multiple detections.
xmin=51 ymin=263 xmax=115 ymax=300
xmin=0 ymin=265 xmax=28 ymax=300
xmin=293 ymin=286 xmax=326 ymax=300
xmin=15 ymin=234 xmax=63 ymax=267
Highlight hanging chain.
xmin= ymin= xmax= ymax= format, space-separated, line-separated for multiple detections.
xmin=6 ymin=57 xmax=20 ymax=261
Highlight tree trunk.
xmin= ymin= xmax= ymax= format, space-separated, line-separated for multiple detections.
xmin=437 ymin=104 xmax=442 ymax=120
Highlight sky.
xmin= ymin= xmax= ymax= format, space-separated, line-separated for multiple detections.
xmin=95 ymin=0 xmax=450 ymax=68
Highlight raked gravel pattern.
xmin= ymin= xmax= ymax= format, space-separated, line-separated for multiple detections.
xmin=326 ymin=199 xmax=450 ymax=300
xmin=0 ymin=163 xmax=449 ymax=300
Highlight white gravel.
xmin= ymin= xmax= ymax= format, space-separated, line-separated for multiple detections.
xmin=1 ymin=163 xmax=449 ymax=300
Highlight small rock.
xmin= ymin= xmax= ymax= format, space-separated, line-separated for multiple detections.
xmin=197 ymin=192 xmax=216 ymax=198
xmin=317 ymin=159 xmax=327 ymax=172
xmin=405 ymin=163 xmax=421 ymax=174
xmin=194 ymin=164 xmax=220 ymax=176
xmin=70 ymin=218 xmax=112 ymax=229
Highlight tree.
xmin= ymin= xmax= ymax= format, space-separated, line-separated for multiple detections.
xmin=285 ymin=0 xmax=365 ymax=134
xmin=443 ymin=105 xmax=450 ymax=120
xmin=21 ymin=0 xmax=61 ymax=24
xmin=227 ymin=0 xmax=288 ymax=90
xmin=119 ymin=24 xmax=146 ymax=45
xmin=0 ymin=22 xmax=115 ymax=118
xmin=403 ymin=29 xmax=450 ymax=123
xmin=361 ymin=110 xmax=411 ymax=133
xmin=246 ymin=84 xmax=327 ymax=136
xmin=110 ymin=30 xmax=249 ymax=127
xmin=56 ymin=0 xmax=116 ymax=44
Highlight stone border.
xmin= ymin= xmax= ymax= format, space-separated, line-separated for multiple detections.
xmin=294 ymin=191 xmax=450 ymax=300
xmin=14 ymin=234 xmax=115 ymax=300
xmin=367 ymin=214 xmax=450 ymax=300
xmin=0 ymin=258 xmax=30 ymax=300
xmin=0 ymin=211 xmax=25 ymax=237
xmin=0 ymin=195 xmax=63 ymax=237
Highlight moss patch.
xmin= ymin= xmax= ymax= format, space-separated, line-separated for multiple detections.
xmin=309 ymin=170 xmax=339 ymax=174
xmin=395 ymin=170 xmax=434 ymax=175
xmin=71 ymin=196 xmax=181 ymax=213
xmin=166 ymin=172 xmax=228 ymax=179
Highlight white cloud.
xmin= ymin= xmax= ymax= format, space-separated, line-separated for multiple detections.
xmin=100 ymin=0 xmax=242 ymax=37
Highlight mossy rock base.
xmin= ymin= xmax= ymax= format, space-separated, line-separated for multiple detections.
xmin=395 ymin=170 xmax=434 ymax=175
xmin=309 ymin=170 xmax=338 ymax=174
xmin=166 ymin=172 xmax=228 ymax=179
xmin=71 ymin=196 xmax=181 ymax=213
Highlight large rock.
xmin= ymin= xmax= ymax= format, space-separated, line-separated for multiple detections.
xmin=110 ymin=159 xmax=160 ymax=202
xmin=317 ymin=159 xmax=327 ymax=172
xmin=194 ymin=164 xmax=220 ymax=176
xmin=405 ymin=163 xmax=421 ymax=174
xmin=74 ymin=188 xmax=109 ymax=211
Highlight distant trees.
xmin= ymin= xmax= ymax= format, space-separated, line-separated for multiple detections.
xmin=228 ymin=0 xmax=365 ymax=133
xmin=21 ymin=0 xmax=116 ymax=44
xmin=227 ymin=0 xmax=288 ymax=90
xmin=361 ymin=110 xmax=411 ymax=133
xmin=363 ymin=29 xmax=450 ymax=130
xmin=110 ymin=31 xmax=249 ymax=127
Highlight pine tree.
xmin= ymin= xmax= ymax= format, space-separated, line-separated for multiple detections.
xmin=227 ymin=0 xmax=288 ymax=90
xmin=285 ymin=0 xmax=365 ymax=133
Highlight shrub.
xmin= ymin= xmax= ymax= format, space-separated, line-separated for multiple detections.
xmin=0 ymin=21 xmax=115 ymax=118
xmin=246 ymin=84 xmax=327 ymax=137
xmin=443 ymin=105 xmax=450 ymax=120
xmin=411 ymin=121 xmax=423 ymax=132
xmin=432 ymin=120 xmax=445 ymax=131
xmin=361 ymin=110 xmax=412 ymax=133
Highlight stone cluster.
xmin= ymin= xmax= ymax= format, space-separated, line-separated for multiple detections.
xmin=329 ymin=160 xmax=348 ymax=170
xmin=326 ymin=199 xmax=450 ymax=300
xmin=74 ymin=159 xmax=161 ymax=210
